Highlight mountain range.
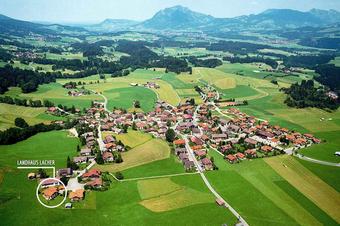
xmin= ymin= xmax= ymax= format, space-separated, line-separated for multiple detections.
xmin=1 ymin=5 xmax=340 ymax=34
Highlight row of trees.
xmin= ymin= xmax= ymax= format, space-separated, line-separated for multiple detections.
xmin=0 ymin=96 xmax=54 ymax=107
xmin=187 ymin=57 xmax=223 ymax=68
xmin=223 ymin=56 xmax=278 ymax=69
xmin=0 ymin=119 xmax=77 ymax=145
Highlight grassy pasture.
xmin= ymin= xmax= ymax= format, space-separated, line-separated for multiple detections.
xmin=114 ymin=130 xmax=153 ymax=148
xmin=0 ymin=103 xmax=60 ymax=130
xmin=0 ymin=131 xmax=235 ymax=226
xmin=121 ymin=155 xmax=184 ymax=179
xmin=329 ymin=56 xmax=340 ymax=66
xmin=2 ymin=83 xmax=102 ymax=109
xmin=61 ymin=70 xmax=181 ymax=106
xmin=139 ymin=182 xmax=212 ymax=212
xmin=104 ymin=86 xmax=157 ymax=112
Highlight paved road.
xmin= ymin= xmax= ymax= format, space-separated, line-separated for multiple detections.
xmin=295 ymin=154 xmax=340 ymax=167
xmin=76 ymin=160 xmax=97 ymax=177
xmin=97 ymin=125 xmax=106 ymax=153
xmin=90 ymin=89 xmax=109 ymax=112
xmin=186 ymin=105 xmax=249 ymax=226
xmin=184 ymin=136 xmax=249 ymax=226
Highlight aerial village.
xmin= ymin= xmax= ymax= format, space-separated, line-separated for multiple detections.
xmin=33 ymin=82 xmax=321 ymax=208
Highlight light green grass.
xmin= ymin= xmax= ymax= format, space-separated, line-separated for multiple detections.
xmin=0 ymin=103 xmax=59 ymax=130
xmin=104 ymin=87 xmax=157 ymax=112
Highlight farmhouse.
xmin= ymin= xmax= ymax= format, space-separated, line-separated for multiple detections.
xmin=82 ymin=169 xmax=101 ymax=179
xmin=73 ymin=156 xmax=87 ymax=164
xmin=201 ymin=157 xmax=213 ymax=170
xmin=69 ymin=189 xmax=84 ymax=202
xmin=42 ymin=187 xmax=59 ymax=200
xmin=57 ymin=168 xmax=73 ymax=177
xmin=102 ymin=151 xmax=114 ymax=163
xmin=86 ymin=178 xmax=103 ymax=188
xmin=41 ymin=178 xmax=61 ymax=188
xmin=80 ymin=148 xmax=92 ymax=156
xmin=226 ymin=154 xmax=237 ymax=163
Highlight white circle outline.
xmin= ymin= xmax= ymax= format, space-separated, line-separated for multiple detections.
xmin=36 ymin=177 xmax=68 ymax=209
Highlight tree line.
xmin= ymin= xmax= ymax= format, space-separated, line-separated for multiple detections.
xmin=0 ymin=65 xmax=56 ymax=94
xmin=223 ymin=56 xmax=278 ymax=69
xmin=0 ymin=119 xmax=77 ymax=145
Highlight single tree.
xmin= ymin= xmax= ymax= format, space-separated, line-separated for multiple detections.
xmin=165 ymin=129 xmax=176 ymax=143
xmin=15 ymin=117 xmax=29 ymax=128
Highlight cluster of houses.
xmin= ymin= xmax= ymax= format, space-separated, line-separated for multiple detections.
xmin=79 ymin=169 xmax=103 ymax=189
xmin=14 ymin=51 xmax=38 ymax=59
xmin=144 ymin=81 xmax=160 ymax=89
xmin=68 ymin=89 xmax=89 ymax=97
xmin=208 ymin=108 xmax=321 ymax=163
xmin=129 ymin=81 xmax=160 ymax=89
xmin=39 ymin=178 xmax=66 ymax=201
xmin=73 ymin=132 xmax=97 ymax=165
xmin=35 ymin=167 xmax=104 ymax=205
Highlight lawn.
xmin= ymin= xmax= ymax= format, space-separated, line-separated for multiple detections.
xmin=104 ymin=86 xmax=157 ymax=112
xmin=96 ymin=138 xmax=170 ymax=172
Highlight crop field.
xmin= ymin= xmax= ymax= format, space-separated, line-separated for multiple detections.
xmin=104 ymin=87 xmax=157 ymax=112
xmin=96 ymin=138 xmax=170 ymax=172
xmin=206 ymin=149 xmax=339 ymax=226
xmin=296 ymin=158 xmax=340 ymax=192
xmin=265 ymin=155 xmax=340 ymax=223
xmin=0 ymin=103 xmax=61 ymax=130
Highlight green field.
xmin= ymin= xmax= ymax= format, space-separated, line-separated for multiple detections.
xmin=121 ymin=155 xmax=185 ymax=179
xmin=96 ymin=138 xmax=171 ymax=172
xmin=0 ymin=103 xmax=64 ymax=131
xmin=0 ymin=132 xmax=237 ymax=226
xmin=2 ymin=83 xmax=102 ymax=109
xmin=104 ymin=86 xmax=157 ymax=112
xmin=206 ymin=149 xmax=339 ymax=226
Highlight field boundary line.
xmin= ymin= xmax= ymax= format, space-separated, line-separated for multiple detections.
xmin=109 ymin=172 xmax=199 ymax=182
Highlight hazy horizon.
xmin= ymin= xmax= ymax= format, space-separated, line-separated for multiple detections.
xmin=1 ymin=0 xmax=340 ymax=24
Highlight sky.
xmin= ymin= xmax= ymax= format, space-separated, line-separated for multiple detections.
xmin=0 ymin=0 xmax=340 ymax=24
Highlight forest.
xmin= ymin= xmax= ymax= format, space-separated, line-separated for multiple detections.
xmin=282 ymin=80 xmax=338 ymax=110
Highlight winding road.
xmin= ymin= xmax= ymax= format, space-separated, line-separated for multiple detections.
xmin=295 ymin=154 xmax=340 ymax=167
